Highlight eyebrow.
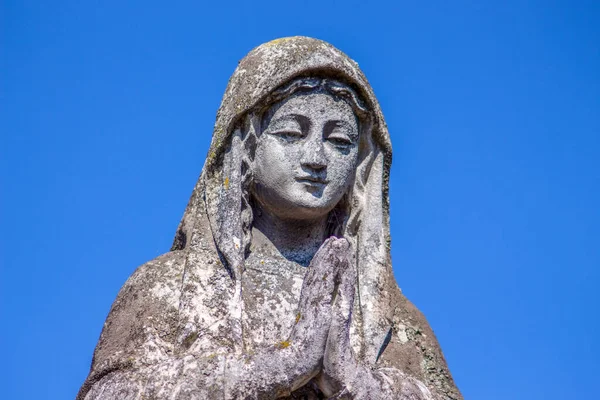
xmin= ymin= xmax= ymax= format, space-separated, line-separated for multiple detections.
xmin=268 ymin=114 xmax=310 ymax=129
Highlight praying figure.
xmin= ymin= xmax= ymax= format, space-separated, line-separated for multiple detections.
xmin=78 ymin=36 xmax=462 ymax=400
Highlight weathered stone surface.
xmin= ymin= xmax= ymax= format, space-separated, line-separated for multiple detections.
xmin=78 ymin=36 xmax=462 ymax=399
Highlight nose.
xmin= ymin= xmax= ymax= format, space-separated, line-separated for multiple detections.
xmin=300 ymin=137 xmax=327 ymax=171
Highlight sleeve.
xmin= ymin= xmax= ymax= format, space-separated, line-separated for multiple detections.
xmin=76 ymin=250 xmax=321 ymax=400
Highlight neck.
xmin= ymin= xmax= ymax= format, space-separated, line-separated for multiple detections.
xmin=251 ymin=202 xmax=328 ymax=267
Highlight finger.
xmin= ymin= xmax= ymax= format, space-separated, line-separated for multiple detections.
xmin=298 ymin=237 xmax=348 ymax=309
xmin=292 ymin=238 xmax=349 ymax=347
xmin=331 ymin=259 xmax=356 ymax=337
xmin=306 ymin=237 xmax=349 ymax=275
xmin=325 ymin=251 xmax=357 ymax=368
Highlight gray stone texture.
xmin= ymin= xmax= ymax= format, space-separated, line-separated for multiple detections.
xmin=78 ymin=36 xmax=462 ymax=399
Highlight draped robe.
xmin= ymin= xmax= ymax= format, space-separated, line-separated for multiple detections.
xmin=78 ymin=36 xmax=462 ymax=400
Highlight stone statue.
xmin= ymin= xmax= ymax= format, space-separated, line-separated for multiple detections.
xmin=78 ymin=37 xmax=462 ymax=399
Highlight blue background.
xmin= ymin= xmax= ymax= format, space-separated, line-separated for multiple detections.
xmin=2 ymin=1 xmax=599 ymax=399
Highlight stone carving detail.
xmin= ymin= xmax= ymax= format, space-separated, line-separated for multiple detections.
xmin=78 ymin=37 xmax=462 ymax=399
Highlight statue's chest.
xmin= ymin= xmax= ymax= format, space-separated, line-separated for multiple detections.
xmin=241 ymin=256 xmax=306 ymax=351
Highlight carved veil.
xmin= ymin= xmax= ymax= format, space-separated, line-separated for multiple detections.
xmin=172 ymin=36 xmax=394 ymax=364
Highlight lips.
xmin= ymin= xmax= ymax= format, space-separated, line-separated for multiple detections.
xmin=295 ymin=175 xmax=328 ymax=186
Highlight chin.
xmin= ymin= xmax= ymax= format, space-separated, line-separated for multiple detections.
xmin=286 ymin=199 xmax=338 ymax=220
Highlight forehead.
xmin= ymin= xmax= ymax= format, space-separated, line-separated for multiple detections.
xmin=267 ymin=91 xmax=357 ymax=124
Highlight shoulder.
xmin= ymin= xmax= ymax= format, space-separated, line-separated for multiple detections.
xmin=116 ymin=250 xmax=186 ymax=308
xmin=91 ymin=251 xmax=187 ymax=367
xmin=90 ymin=248 xmax=235 ymax=367
xmin=106 ymin=250 xmax=188 ymax=334
xmin=380 ymin=285 xmax=463 ymax=399
xmin=81 ymin=249 xmax=236 ymax=397
xmin=79 ymin=251 xmax=188 ymax=398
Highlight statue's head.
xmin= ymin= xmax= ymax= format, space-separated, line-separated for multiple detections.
xmin=238 ymin=77 xmax=372 ymax=240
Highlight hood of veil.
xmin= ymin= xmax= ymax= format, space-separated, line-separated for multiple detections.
xmin=172 ymin=37 xmax=396 ymax=364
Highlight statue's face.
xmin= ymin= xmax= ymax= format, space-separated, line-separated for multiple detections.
xmin=252 ymin=91 xmax=359 ymax=221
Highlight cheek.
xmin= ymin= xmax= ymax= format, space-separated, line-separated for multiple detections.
xmin=327 ymin=150 xmax=359 ymax=188
xmin=254 ymin=140 xmax=296 ymax=186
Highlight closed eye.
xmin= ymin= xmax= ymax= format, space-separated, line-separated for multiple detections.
xmin=272 ymin=130 xmax=303 ymax=141
xmin=327 ymin=136 xmax=353 ymax=146
xmin=324 ymin=120 xmax=357 ymax=148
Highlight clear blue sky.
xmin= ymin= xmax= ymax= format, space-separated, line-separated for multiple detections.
xmin=1 ymin=1 xmax=598 ymax=399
